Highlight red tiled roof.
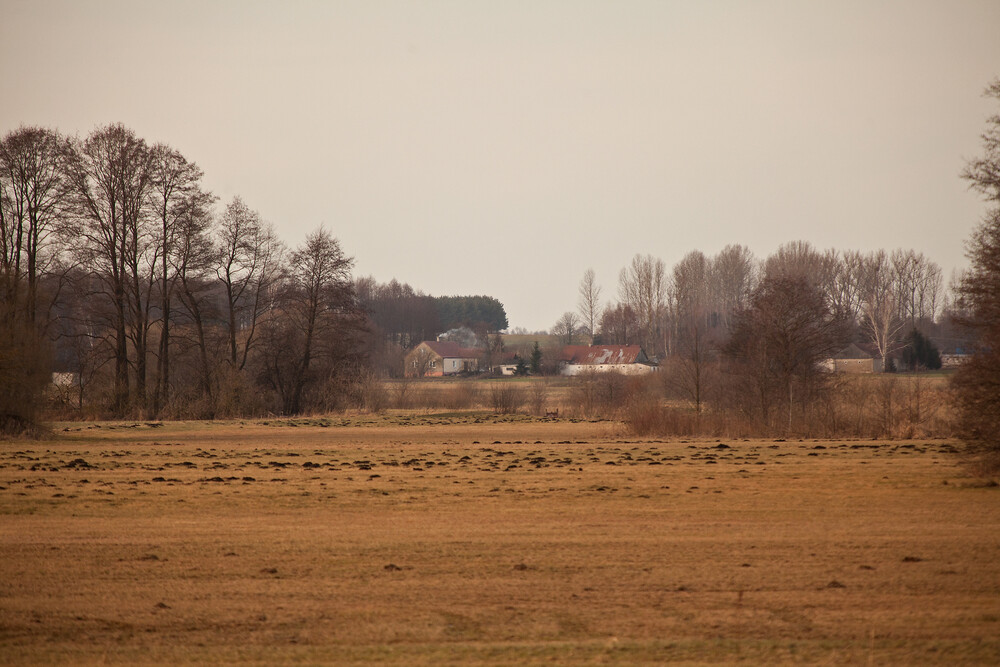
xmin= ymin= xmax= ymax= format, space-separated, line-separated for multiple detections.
xmin=421 ymin=341 xmax=481 ymax=359
xmin=560 ymin=345 xmax=649 ymax=365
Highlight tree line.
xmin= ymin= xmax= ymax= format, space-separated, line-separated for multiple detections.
xmin=3 ymin=72 xmax=998 ymax=452
xmin=560 ymin=243 xmax=951 ymax=367
xmin=551 ymin=78 xmax=998 ymax=448
xmin=540 ymin=242 xmax=956 ymax=430
xmin=354 ymin=279 xmax=509 ymax=376
xmin=355 ymin=281 xmax=507 ymax=349
xmin=0 ymin=123 xmax=510 ymax=429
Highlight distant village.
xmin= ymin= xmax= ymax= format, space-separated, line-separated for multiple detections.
xmin=402 ymin=331 xmax=967 ymax=381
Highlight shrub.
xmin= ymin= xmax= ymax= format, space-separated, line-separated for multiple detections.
xmin=0 ymin=314 xmax=51 ymax=436
xmin=623 ymin=372 xmax=952 ymax=439
xmin=528 ymin=380 xmax=549 ymax=416
xmin=443 ymin=382 xmax=480 ymax=410
xmin=490 ymin=382 xmax=525 ymax=414
xmin=355 ymin=370 xmax=389 ymax=413
xmin=213 ymin=365 xmax=268 ymax=418
xmin=624 ymin=399 xmax=700 ymax=436
xmin=389 ymin=377 xmax=414 ymax=409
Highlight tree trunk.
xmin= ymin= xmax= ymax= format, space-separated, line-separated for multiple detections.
xmin=226 ymin=278 xmax=238 ymax=366
xmin=180 ymin=276 xmax=213 ymax=404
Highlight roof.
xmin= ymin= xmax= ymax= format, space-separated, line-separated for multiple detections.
xmin=419 ymin=340 xmax=482 ymax=359
xmin=560 ymin=345 xmax=650 ymax=365
xmin=831 ymin=343 xmax=876 ymax=360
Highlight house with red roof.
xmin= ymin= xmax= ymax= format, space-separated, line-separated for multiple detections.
xmin=405 ymin=340 xmax=482 ymax=377
xmin=559 ymin=345 xmax=657 ymax=376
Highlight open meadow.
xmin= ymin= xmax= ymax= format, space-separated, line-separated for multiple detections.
xmin=1 ymin=415 xmax=999 ymax=664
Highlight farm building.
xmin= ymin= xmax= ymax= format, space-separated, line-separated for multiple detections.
xmin=940 ymin=353 xmax=970 ymax=369
xmin=822 ymin=343 xmax=884 ymax=373
xmin=405 ymin=341 xmax=481 ymax=377
xmin=559 ymin=345 xmax=657 ymax=376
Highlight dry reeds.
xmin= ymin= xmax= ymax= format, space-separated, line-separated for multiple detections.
xmin=622 ymin=373 xmax=953 ymax=439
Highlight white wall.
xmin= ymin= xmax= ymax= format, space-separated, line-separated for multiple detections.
xmin=561 ymin=364 xmax=656 ymax=376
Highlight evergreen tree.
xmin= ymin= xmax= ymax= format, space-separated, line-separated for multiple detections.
xmin=901 ymin=329 xmax=942 ymax=371
xmin=515 ymin=355 xmax=528 ymax=376
xmin=530 ymin=342 xmax=543 ymax=375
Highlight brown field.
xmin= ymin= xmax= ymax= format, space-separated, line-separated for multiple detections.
xmin=2 ymin=415 xmax=999 ymax=665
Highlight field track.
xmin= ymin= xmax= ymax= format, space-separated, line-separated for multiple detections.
xmin=2 ymin=416 xmax=999 ymax=664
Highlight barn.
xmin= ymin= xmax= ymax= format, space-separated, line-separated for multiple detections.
xmin=823 ymin=343 xmax=884 ymax=373
xmin=559 ymin=345 xmax=657 ymax=376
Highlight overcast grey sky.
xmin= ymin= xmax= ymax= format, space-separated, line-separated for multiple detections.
xmin=2 ymin=0 xmax=998 ymax=331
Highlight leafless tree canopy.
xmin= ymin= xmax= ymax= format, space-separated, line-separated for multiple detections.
xmin=258 ymin=227 xmax=363 ymax=414
xmin=551 ymin=311 xmax=581 ymax=347
xmin=577 ymin=268 xmax=601 ymax=341
xmin=216 ymin=196 xmax=283 ymax=372
xmin=0 ymin=127 xmax=69 ymax=431
xmin=723 ymin=276 xmax=851 ymax=429
xmin=590 ymin=241 xmax=944 ymax=371
xmin=617 ymin=254 xmax=667 ymax=355
xmin=953 ymin=78 xmax=1000 ymax=455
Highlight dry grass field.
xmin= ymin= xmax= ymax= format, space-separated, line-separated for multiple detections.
xmin=2 ymin=414 xmax=999 ymax=664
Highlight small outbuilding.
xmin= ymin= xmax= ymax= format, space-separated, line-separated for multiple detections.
xmin=823 ymin=343 xmax=884 ymax=373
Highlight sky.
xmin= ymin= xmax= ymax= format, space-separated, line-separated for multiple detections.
xmin=2 ymin=0 xmax=999 ymax=331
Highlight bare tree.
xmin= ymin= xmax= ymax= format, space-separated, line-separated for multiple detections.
xmin=599 ymin=303 xmax=639 ymax=345
xmin=67 ymin=124 xmax=155 ymax=415
xmin=669 ymin=251 xmax=714 ymax=412
xmin=954 ymin=78 xmax=1000 ymax=457
xmin=0 ymin=126 xmax=73 ymax=327
xmin=962 ymin=78 xmax=1000 ymax=204
xmin=577 ymin=268 xmax=601 ymax=342
xmin=763 ymin=241 xmax=843 ymax=318
xmin=953 ymin=210 xmax=1000 ymax=448
xmin=552 ymin=311 xmax=581 ymax=347
xmin=0 ymin=126 xmax=74 ymax=431
xmin=917 ymin=262 xmax=943 ymax=324
xmin=724 ymin=276 xmax=850 ymax=431
xmin=708 ymin=244 xmax=756 ymax=332
xmin=482 ymin=332 xmax=506 ymax=375
xmin=173 ymin=201 xmax=219 ymax=405
xmin=216 ymin=197 xmax=283 ymax=371
xmin=890 ymin=249 xmax=941 ymax=328
xmin=859 ymin=250 xmax=905 ymax=370
xmin=618 ymin=254 xmax=667 ymax=355
xmin=264 ymin=227 xmax=356 ymax=414
xmin=830 ymin=250 xmax=866 ymax=325
xmin=148 ymin=144 xmax=214 ymax=415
